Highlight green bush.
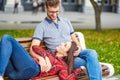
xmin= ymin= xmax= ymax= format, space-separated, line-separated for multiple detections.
xmin=0 ymin=29 xmax=120 ymax=75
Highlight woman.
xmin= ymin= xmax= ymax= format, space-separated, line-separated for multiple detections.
xmin=32 ymin=41 xmax=85 ymax=80
xmin=0 ymin=34 xmax=84 ymax=80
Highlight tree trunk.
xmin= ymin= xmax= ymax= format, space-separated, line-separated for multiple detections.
xmin=90 ymin=0 xmax=105 ymax=32
xmin=95 ymin=10 xmax=102 ymax=32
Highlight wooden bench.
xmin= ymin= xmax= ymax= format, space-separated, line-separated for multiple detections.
xmin=5 ymin=32 xmax=114 ymax=80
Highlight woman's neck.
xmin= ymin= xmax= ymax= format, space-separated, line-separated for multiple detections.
xmin=56 ymin=52 xmax=64 ymax=58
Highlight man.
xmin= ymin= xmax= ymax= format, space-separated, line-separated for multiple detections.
xmin=30 ymin=0 xmax=102 ymax=80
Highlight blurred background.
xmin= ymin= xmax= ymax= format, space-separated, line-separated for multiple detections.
xmin=0 ymin=0 xmax=120 ymax=79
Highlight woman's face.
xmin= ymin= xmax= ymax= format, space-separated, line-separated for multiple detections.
xmin=56 ymin=42 xmax=71 ymax=56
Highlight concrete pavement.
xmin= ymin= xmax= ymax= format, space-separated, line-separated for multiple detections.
xmin=103 ymin=75 xmax=120 ymax=80
xmin=0 ymin=11 xmax=120 ymax=30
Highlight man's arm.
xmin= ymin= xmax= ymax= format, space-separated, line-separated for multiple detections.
xmin=71 ymin=33 xmax=82 ymax=56
xmin=30 ymin=39 xmax=51 ymax=72
xmin=30 ymin=39 xmax=41 ymax=59
xmin=71 ymin=33 xmax=80 ymax=46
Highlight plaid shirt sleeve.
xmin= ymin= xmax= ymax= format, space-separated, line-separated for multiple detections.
xmin=58 ymin=65 xmax=81 ymax=80
xmin=32 ymin=45 xmax=47 ymax=58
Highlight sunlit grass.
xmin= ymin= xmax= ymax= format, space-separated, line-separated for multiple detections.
xmin=0 ymin=29 xmax=120 ymax=75
xmin=76 ymin=29 xmax=120 ymax=75
xmin=0 ymin=30 xmax=34 ymax=38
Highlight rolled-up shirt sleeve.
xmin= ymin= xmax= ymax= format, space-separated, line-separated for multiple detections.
xmin=67 ymin=19 xmax=74 ymax=35
xmin=32 ymin=24 xmax=44 ymax=41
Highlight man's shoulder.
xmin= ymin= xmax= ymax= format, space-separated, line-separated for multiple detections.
xmin=36 ymin=19 xmax=48 ymax=27
xmin=59 ymin=17 xmax=69 ymax=21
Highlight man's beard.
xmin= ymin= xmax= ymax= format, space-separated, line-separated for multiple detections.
xmin=47 ymin=13 xmax=57 ymax=21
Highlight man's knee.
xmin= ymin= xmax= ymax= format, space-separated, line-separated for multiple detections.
xmin=81 ymin=49 xmax=98 ymax=59
xmin=86 ymin=49 xmax=98 ymax=59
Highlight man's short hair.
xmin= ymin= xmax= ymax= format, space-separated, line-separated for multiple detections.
xmin=45 ymin=0 xmax=60 ymax=8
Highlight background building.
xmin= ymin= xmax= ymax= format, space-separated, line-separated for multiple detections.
xmin=0 ymin=0 xmax=120 ymax=13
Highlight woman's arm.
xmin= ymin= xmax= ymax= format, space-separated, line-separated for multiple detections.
xmin=30 ymin=39 xmax=50 ymax=72
xmin=32 ymin=45 xmax=46 ymax=58
xmin=32 ymin=44 xmax=52 ymax=72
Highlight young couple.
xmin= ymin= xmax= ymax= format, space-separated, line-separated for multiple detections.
xmin=0 ymin=0 xmax=102 ymax=80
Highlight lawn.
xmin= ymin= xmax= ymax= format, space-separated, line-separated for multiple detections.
xmin=0 ymin=29 xmax=120 ymax=75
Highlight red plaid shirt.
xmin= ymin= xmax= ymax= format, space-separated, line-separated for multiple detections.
xmin=32 ymin=46 xmax=81 ymax=80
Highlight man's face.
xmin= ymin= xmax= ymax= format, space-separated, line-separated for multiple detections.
xmin=46 ymin=6 xmax=60 ymax=22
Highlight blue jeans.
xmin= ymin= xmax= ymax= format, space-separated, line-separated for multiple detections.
xmin=0 ymin=34 xmax=40 ymax=79
xmin=74 ymin=49 xmax=102 ymax=80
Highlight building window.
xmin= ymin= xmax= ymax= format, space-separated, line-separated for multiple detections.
xmin=63 ymin=0 xmax=67 ymax=2
xmin=63 ymin=0 xmax=77 ymax=4
xmin=71 ymin=0 xmax=75 ymax=3
xmin=97 ymin=0 xmax=110 ymax=6
xmin=104 ymin=0 xmax=110 ymax=5
xmin=0 ymin=0 xmax=2 ymax=3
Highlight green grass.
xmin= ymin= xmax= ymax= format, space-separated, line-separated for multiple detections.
xmin=0 ymin=29 xmax=120 ymax=75
xmin=0 ymin=30 xmax=34 ymax=38
xmin=76 ymin=29 xmax=120 ymax=75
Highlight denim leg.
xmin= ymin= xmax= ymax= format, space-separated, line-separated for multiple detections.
xmin=4 ymin=61 xmax=14 ymax=76
xmin=74 ymin=57 xmax=86 ymax=69
xmin=0 ymin=34 xmax=40 ymax=79
xmin=78 ymin=49 xmax=102 ymax=80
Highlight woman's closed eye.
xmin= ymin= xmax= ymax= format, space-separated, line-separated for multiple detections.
xmin=64 ymin=43 xmax=67 ymax=47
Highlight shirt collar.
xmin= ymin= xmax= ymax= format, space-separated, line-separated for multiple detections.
xmin=45 ymin=17 xmax=60 ymax=24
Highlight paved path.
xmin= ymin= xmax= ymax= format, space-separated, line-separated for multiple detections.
xmin=103 ymin=75 xmax=120 ymax=80
xmin=0 ymin=11 xmax=120 ymax=30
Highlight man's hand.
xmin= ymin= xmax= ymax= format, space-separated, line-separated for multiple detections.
xmin=73 ymin=45 xmax=81 ymax=56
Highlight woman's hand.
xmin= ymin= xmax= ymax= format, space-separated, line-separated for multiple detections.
xmin=45 ymin=56 xmax=52 ymax=72
xmin=73 ymin=45 xmax=81 ymax=56
xmin=38 ymin=56 xmax=48 ymax=72
xmin=38 ymin=56 xmax=52 ymax=72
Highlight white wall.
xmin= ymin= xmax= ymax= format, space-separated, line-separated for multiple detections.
xmin=84 ymin=0 xmax=94 ymax=14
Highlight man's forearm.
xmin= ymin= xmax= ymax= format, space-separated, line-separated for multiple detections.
xmin=71 ymin=33 xmax=80 ymax=46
